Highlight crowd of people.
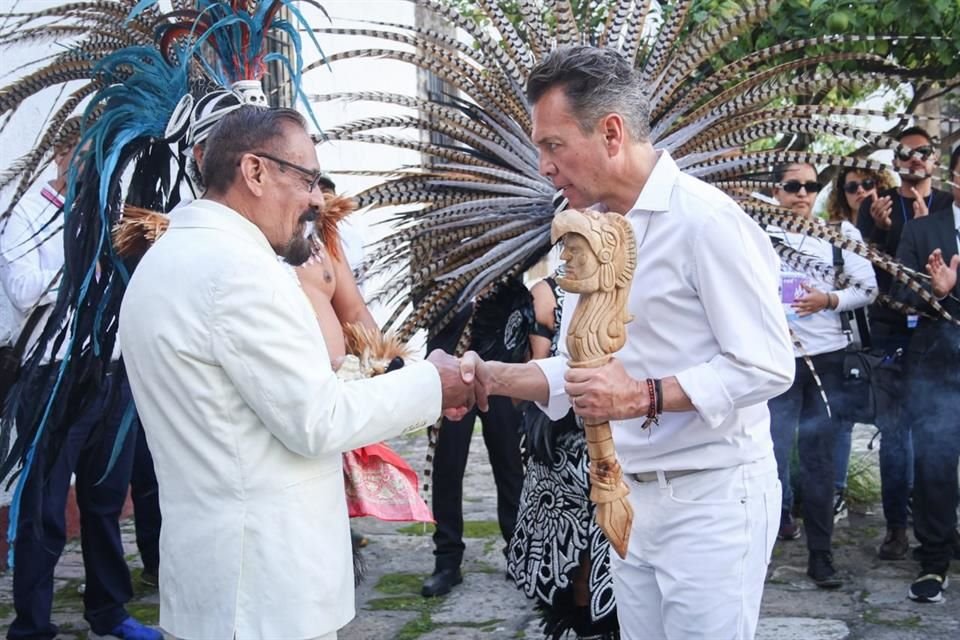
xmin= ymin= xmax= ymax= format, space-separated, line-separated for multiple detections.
xmin=1 ymin=37 xmax=959 ymax=640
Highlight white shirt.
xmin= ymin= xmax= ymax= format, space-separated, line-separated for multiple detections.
xmin=768 ymin=220 xmax=877 ymax=356
xmin=0 ymin=292 xmax=16 ymax=346
xmin=535 ymin=151 xmax=795 ymax=473
xmin=953 ymin=203 xmax=960 ymax=255
xmin=120 ymin=198 xmax=442 ymax=639
xmin=0 ymin=183 xmax=65 ymax=361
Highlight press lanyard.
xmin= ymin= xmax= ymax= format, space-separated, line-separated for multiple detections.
xmin=898 ymin=193 xmax=933 ymax=223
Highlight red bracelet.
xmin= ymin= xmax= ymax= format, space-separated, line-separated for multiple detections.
xmin=641 ymin=378 xmax=659 ymax=430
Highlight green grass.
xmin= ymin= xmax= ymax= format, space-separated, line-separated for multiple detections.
xmin=463 ymin=520 xmax=501 ymax=538
xmin=366 ymin=595 xmax=430 ymax=612
xmin=366 ymin=571 xmax=445 ymax=639
xmin=863 ymin=608 xmax=922 ymax=628
xmin=0 ymin=602 xmax=13 ymax=619
xmin=844 ymin=454 xmax=881 ymax=508
xmin=375 ymin=572 xmax=429 ymax=595
xmin=126 ymin=602 xmax=160 ymax=626
xmin=51 ymin=578 xmax=85 ymax=610
xmin=396 ymin=611 xmax=439 ymax=640
xmin=397 ymin=519 xmax=501 ymax=539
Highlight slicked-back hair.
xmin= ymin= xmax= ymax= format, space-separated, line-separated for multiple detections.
xmin=202 ymin=106 xmax=306 ymax=194
xmin=897 ymin=125 xmax=934 ymax=144
xmin=526 ymin=45 xmax=651 ymax=143
xmin=950 ymin=145 xmax=960 ymax=174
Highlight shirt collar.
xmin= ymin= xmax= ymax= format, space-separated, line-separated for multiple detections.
xmin=953 ymin=202 xmax=960 ymax=229
xmin=627 ymin=149 xmax=679 ymax=214
xmin=168 ymin=198 xmax=275 ymax=255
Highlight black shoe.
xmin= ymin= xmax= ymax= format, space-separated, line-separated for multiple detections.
xmin=908 ymin=572 xmax=948 ymax=603
xmin=778 ymin=509 xmax=801 ymax=541
xmin=878 ymin=527 xmax=909 ymax=560
xmin=421 ymin=568 xmax=462 ymax=597
xmin=807 ymin=551 xmax=843 ymax=589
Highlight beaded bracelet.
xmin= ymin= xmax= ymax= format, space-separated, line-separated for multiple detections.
xmin=641 ymin=378 xmax=660 ymax=430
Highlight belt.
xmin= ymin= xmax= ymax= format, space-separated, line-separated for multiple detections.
xmin=629 ymin=469 xmax=701 ymax=483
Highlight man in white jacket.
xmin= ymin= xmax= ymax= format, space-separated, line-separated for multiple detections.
xmin=119 ymin=106 xmax=478 ymax=640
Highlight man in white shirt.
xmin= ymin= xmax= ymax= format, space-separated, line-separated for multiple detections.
xmin=1 ymin=136 xmax=159 ymax=640
xmin=768 ymin=162 xmax=877 ymax=589
xmin=893 ymin=144 xmax=960 ymax=603
xmin=471 ymin=46 xmax=795 ymax=640
xmin=119 ymin=106 xmax=479 ymax=640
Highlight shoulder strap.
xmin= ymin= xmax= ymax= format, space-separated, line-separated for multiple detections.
xmin=832 ymin=242 xmax=872 ymax=349
xmin=12 ymin=304 xmax=48 ymax=360
xmin=831 ymin=245 xmax=853 ymax=338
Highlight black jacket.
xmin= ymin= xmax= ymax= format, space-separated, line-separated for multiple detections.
xmin=893 ymin=206 xmax=960 ymax=361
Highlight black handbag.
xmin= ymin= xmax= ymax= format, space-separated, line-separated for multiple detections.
xmin=0 ymin=305 xmax=49 ymax=402
xmin=832 ymin=245 xmax=881 ymax=424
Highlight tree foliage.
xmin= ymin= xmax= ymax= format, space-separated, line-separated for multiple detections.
xmin=446 ymin=0 xmax=960 ymax=85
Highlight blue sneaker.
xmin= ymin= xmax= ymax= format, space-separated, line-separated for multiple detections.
xmin=89 ymin=616 xmax=163 ymax=640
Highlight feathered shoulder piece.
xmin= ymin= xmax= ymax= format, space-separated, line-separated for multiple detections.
xmin=113 ymin=194 xmax=356 ymax=260
xmin=342 ymin=322 xmax=413 ymax=377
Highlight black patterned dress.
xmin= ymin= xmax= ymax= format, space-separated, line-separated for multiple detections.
xmin=506 ymin=278 xmax=619 ymax=639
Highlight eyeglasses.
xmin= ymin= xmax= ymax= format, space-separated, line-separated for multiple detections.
xmin=895 ymin=145 xmax=935 ymax=162
xmin=843 ymin=178 xmax=876 ymax=194
xmin=247 ymin=151 xmax=324 ymax=192
xmin=780 ymin=180 xmax=822 ymax=194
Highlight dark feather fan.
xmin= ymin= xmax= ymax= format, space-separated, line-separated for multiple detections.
xmin=314 ymin=0 xmax=957 ymax=350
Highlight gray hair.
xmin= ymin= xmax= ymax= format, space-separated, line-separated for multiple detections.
xmin=526 ymin=45 xmax=651 ymax=142
xmin=202 ymin=106 xmax=306 ymax=194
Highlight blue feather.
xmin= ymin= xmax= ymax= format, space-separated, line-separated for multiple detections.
xmin=96 ymin=401 xmax=137 ymax=486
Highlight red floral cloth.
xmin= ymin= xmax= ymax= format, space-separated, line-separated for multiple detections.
xmin=343 ymin=442 xmax=433 ymax=522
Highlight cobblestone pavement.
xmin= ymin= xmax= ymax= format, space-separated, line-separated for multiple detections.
xmin=1 ymin=424 xmax=958 ymax=639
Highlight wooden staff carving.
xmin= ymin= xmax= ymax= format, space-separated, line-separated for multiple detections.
xmin=551 ymin=208 xmax=637 ymax=559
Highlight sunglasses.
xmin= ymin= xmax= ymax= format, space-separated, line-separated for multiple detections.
xmin=843 ymin=178 xmax=876 ymax=194
xmin=895 ymin=145 xmax=935 ymax=162
xmin=247 ymin=151 xmax=324 ymax=192
xmin=780 ymin=180 xmax=822 ymax=194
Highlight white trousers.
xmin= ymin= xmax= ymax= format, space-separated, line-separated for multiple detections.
xmin=611 ymin=454 xmax=781 ymax=640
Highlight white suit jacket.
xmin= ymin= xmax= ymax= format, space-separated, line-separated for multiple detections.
xmin=119 ymin=199 xmax=442 ymax=639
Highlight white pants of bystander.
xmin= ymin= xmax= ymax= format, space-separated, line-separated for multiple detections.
xmin=612 ymin=454 xmax=780 ymax=640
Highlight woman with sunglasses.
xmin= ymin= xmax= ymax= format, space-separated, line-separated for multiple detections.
xmin=827 ymin=167 xmax=894 ymax=227
xmin=768 ymin=162 xmax=878 ymax=590
xmin=824 ymin=166 xmax=894 ymax=523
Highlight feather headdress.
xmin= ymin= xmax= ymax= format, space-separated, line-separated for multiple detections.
xmin=0 ymin=0 xmax=327 ymax=566
xmin=315 ymin=0 xmax=958 ymax=350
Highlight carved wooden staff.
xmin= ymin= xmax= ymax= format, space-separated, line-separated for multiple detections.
xmin=551 ymin=208 xmax=637 ymax=559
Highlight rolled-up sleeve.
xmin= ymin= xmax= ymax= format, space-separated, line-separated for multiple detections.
xmin=675 ymin=207 xmax=795 ymax=428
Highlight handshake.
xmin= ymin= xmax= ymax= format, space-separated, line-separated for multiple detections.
xmin=426 ymin=349 xmax=492 ymax=421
